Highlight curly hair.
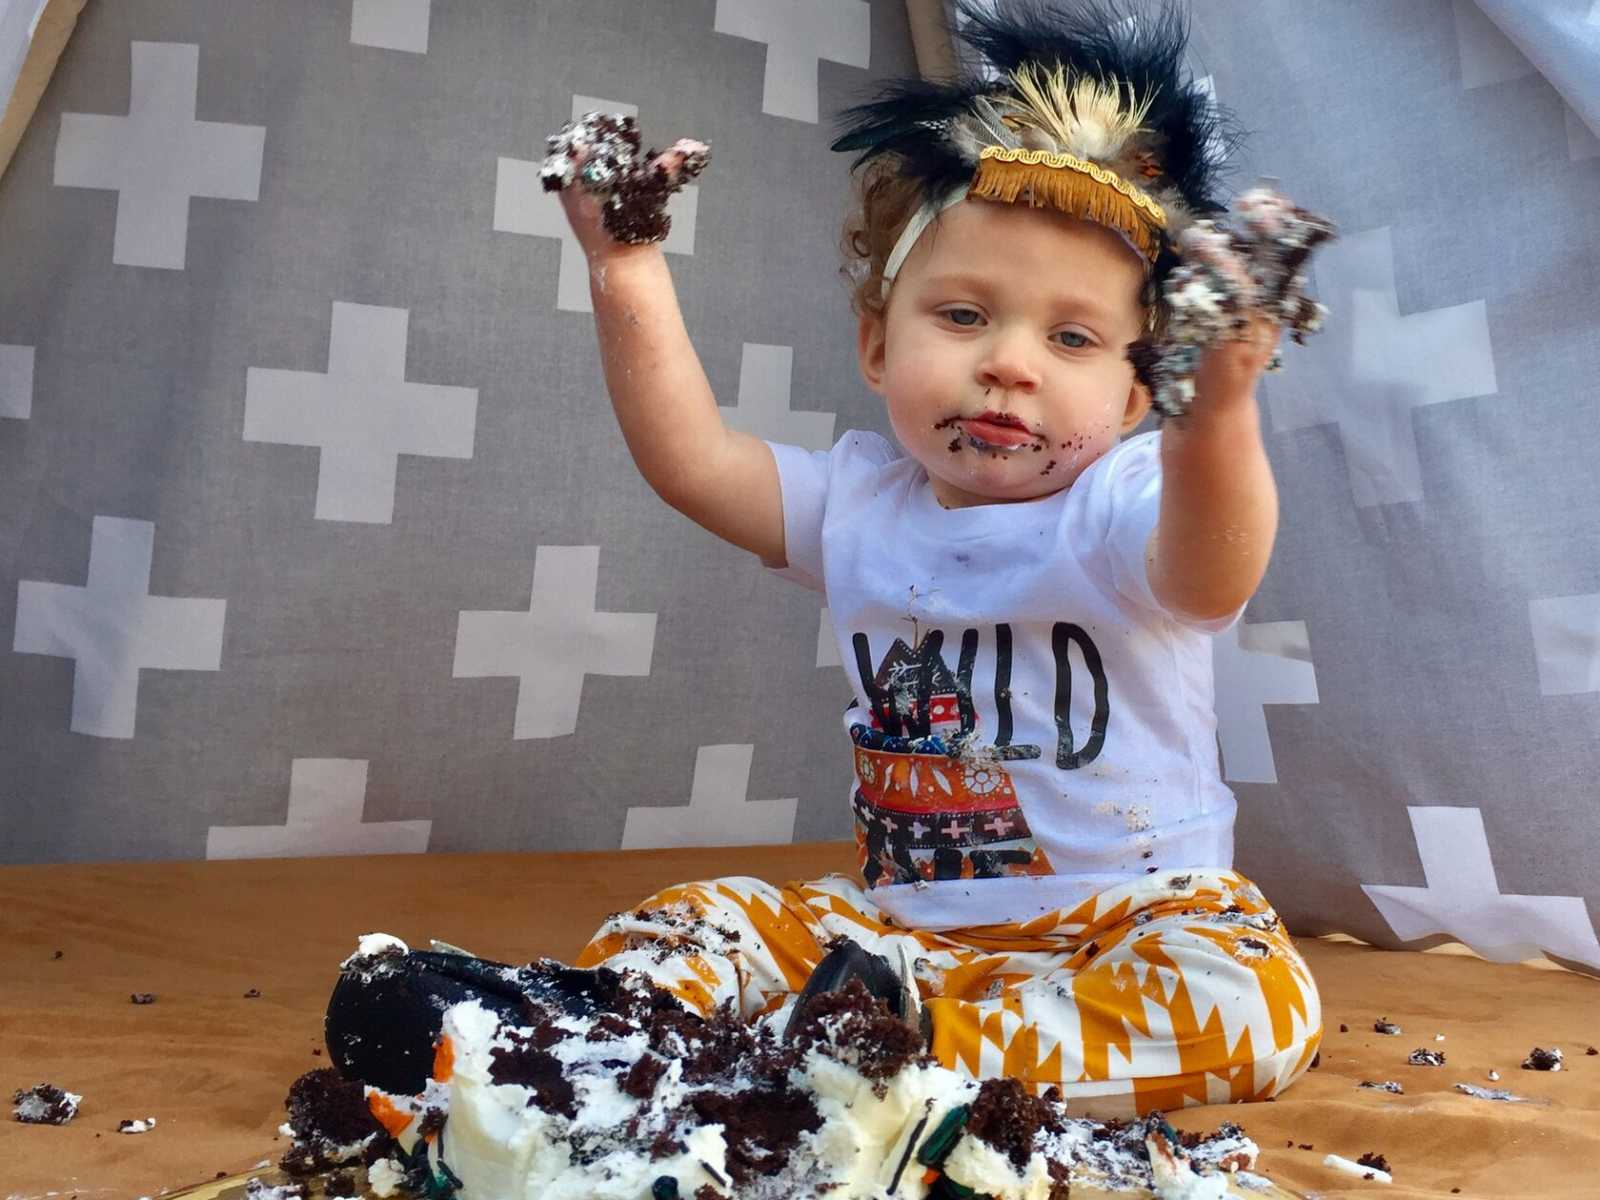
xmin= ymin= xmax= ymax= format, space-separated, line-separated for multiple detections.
xmin=837 ymin=158 xmax=928 ymax=323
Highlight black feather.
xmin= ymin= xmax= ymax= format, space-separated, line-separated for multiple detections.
xmin=829 ymin=0 xmax=1242 ymax=219
xmin=830 ymin=77 xmax=980 ymax=208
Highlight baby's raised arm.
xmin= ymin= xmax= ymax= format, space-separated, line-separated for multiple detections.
xmin=545 ymin=115 xmax=787 ymax=569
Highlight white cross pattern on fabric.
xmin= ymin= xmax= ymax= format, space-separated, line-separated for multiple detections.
xmin=454 ymin=545 xmax=655 ymax=739
xmin=0 ymin=343 xmax=33 ymax=419
xmin=816 ymin=606 xmax=842 ymax=668
xmin=52 ymin=42 xmax=264 ymax=270
xmin=1529 ymin=592 xmax=1600 ymax=695
xmin=351 ymin=0 xmax=431 ymax=54
xmin=719 ymin=344 xmax=836 ymax=451
xmin=712 ymin=0 xmax=870 ymax=124
xmin=1362 ymin=806 xmax=1600 ymax=970
xmin=12 ymin=517 xmax=226 ymax=739
xmin=1212 ymin=619 xmax=1320 ymax=784
xmin=622 ymin=743 xmax=797 ymax=849
xmin=206 ymin=758 xmax=431 ymax=859
xmin=1262 ymin=226 xmax=1498 ymax=507
xmin=243 ymin=301 xmax=478 ymax=524
xmin=494 ymin=95 xmax=699 ymax=314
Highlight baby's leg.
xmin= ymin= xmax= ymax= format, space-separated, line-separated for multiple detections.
xmin=575 ymin=875 xmax=836 ymax=1020
xmin=918 ymin=871 xmax=1323 ymax=1119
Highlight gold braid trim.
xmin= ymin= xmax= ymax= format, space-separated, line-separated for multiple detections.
xmin=970 ymin=146 xmax=1167 ymax=262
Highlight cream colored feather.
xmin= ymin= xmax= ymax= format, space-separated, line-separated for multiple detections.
xmin=996 ymin=62 xmax=1155 ymax=163
xmin=947 ymin=93 xmax=1024 ymax=165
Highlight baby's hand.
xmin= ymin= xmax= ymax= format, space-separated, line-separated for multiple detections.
xmin=1191 ymin=313 xmax=1282 ymax=420
xmin=1132 ymin=187 xmax=1337 ymax=419
xmin=542 ymin=112 xmax=710 ymax=256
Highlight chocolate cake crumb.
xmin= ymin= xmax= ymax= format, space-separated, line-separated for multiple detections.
xmin=1357 ymin=1151 xmax=1391 ymax=1173
xmin=244 ymin=988 xmax=262 ymax=999
xmin=788 ymin=977 xmax=927 ymax=1084
xmin=687 ymin=1083 xmax=821 ymax=1184
xmin=52 ymin=949 xmax=63 ymax=959
xmin=489 ymin=1028 xmax=579 ymax=1118
xmin=966 ymin=1077 xmax=1050 ymax=1168
xmin=130 ymin=992 xmax=156 ymax=1004
xmin=621 ymin=1053 xmax=668 ymax=1100
xmin=117 ymin=1116 xmax=156 ymax=1133
xmin=324 ymin=1171 xmax=358 ymax=1197
xmin=1310 ymin=1051 xmax=1320 ymax=1069
xmin=1339 ymin=1023 xmax=1349 ymax=1033
xmin=1522 ymin=1046 xmax=1563 ymax=1071
xmin=278 ymin=1067 xmax=388 ymax=1176
xmin=1373 ymin=1018 xmax=1401 ymax=1036
xmin=12 ymin=1083 xmax=80 ymax=1125
xmin=1408 ymin=1049 xmax=1445 ymax=1067
xmin=1587 ymin=1046 xmax=1597 ymax=1056
xmin=1298 ymin=1142 xmax=1314 ymax=1150
xmin=1358 ymin=1080 xmax=1404 ymax=1094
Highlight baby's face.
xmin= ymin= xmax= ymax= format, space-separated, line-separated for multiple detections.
xmin=860 ymin=197 xmax=1151 ymax=509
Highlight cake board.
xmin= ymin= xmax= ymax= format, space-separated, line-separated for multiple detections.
xmin=167 ymin=1165 xmax=1307 ymax=1199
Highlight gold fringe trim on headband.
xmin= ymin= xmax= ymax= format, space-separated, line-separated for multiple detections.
xmin=970 ymin=145 xmax=1167 ymax=262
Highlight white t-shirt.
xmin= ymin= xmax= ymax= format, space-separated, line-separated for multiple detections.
xmin=764 ymin=429 xmax=1245 ymax=931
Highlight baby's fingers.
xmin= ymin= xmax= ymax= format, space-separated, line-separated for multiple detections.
xmin=649 ymin=139 xmax=712 ymax=188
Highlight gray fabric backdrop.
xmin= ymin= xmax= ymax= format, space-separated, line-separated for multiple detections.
xmin=2 ymin=0 xmax=1597 ymax=977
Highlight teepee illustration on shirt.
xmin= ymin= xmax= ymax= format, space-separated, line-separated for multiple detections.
xmin=847 ymin=629 xmax=1054 ymax=888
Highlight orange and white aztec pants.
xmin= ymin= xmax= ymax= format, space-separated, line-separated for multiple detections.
xmin=576 ymin=868 xmax=1322 ymax=1119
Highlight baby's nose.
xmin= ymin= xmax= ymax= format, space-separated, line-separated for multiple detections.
xmin=978 ymin=358 xmax=1040 ymax=392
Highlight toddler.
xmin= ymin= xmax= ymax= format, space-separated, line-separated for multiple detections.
xmin=327 ymin=0 xmax=1327 ymax=1123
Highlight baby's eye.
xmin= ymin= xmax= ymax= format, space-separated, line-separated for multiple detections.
xmin=942 ymin=307 xmax=982 ymax=327
xmin=1053 ymin=330 xmax=1093 ymax=349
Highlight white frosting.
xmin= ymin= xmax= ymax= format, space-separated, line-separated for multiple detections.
xmin=342 ymin=932 xmax=410 ymax=970
xmin=419 ymin=995 xmax=1259 ymax=1200
xmin=366 ymin=1157 xmax=406 ymax=1197
xmin=1146 ymin=1129 xmax=1239 ymax=1200
xmin=1322 ymin=1153 xmax=1391 ymax=1183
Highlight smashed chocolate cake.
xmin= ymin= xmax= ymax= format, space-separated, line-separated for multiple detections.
xmin=320 ymin=934 xmax=1275 ymax=1199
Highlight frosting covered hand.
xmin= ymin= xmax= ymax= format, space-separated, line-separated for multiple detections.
xmin=1130 ymin=187 xmax=1339 ymax=418
xmin=542 ymin=111 xmax=710 ymax=251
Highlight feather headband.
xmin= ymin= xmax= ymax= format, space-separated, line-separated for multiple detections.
xmin=831 ymin=0 xmax=1237 ymax=302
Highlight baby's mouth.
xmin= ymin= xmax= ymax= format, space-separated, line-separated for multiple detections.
xmin=956 ymin=412 xmax=1038 ymax=450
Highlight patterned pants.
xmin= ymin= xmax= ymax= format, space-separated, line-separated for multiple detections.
xmin=576 ymin=869 xmax=1322 ymax=1119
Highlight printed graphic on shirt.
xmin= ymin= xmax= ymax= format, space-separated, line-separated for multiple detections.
xmin=847 ymin=623 xmax=1109 ymax=888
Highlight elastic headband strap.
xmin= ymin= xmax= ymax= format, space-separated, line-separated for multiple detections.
xmin=880 ymin=185 xmax=971 ymax=301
